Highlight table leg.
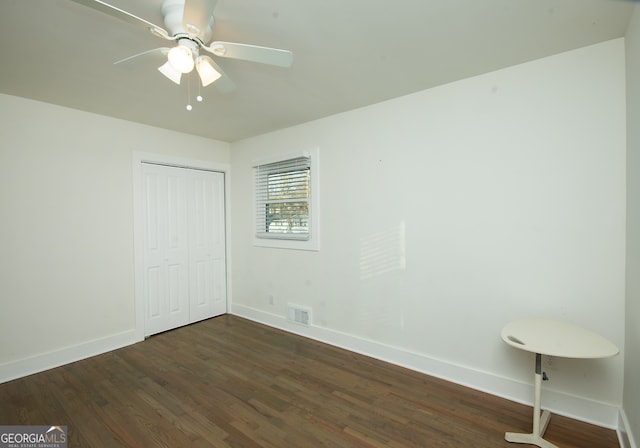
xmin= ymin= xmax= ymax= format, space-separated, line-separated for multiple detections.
xmin=505 ymin=353 xmax=558 ymax=448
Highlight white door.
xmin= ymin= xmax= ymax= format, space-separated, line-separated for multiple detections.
xmin=188 ymin=169 xmax=227 ymax=322
xmin=142 ymin=163 xmax=226 ymax=336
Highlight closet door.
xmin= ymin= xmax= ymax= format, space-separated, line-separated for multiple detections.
xmin=142 ymin=164 xmax=190 ymax=335
xmin=141 ymin=163 xmax=226 ymax=336
xmin=188 ymin=169 xmax=227 ymax=322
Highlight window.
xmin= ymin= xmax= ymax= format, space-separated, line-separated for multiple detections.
xmin=253 ymin=149 xmax=319 ymax=250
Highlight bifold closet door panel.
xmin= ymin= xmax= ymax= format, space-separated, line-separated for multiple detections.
xmin=141 ymin=163 xmax=226 ymax=336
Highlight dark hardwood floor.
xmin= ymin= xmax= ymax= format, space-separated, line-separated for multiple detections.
xmin=0 ymin=315 xmax=619 ymax=447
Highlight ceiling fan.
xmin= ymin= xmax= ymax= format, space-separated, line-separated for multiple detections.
xmin=70 ymin=0 xmax=293 ymax=93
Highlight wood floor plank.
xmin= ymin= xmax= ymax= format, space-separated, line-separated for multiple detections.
xmin=0 ymin=315 xmax=619 ymax=447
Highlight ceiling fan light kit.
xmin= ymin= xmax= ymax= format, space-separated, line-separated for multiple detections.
xmin=167 ymin=40 xmax=196 ymax=73
xmin=70 ymin=0 xmax=293 ymax=103
xmin=157 ymin=60 xmax=183 ymax=85
xmin=195 ymin=56 xmax=222 ymax=86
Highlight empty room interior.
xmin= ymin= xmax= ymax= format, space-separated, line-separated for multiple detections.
xmin=1 ymin=0 xmax=639 ymax=447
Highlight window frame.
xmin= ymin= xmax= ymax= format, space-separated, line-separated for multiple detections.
xmin=252 ymin=148 xmax=319 ymax=251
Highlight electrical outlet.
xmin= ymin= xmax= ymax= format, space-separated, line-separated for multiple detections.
xmin=288 ymin=304 xmax=311 ymax=326
xmin=268 ymin=295 xmax=275 ymax=305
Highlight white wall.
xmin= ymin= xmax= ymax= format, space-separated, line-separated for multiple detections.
xmin=230 ymin=39 xmax=627 ymax=427
xmin=624 ymin=5 xmax=640 ymax=448
xmin=0 ymin=94 xmax=230 ymax=380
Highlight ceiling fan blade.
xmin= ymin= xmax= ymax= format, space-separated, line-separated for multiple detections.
xmin=114 ymin=48 xmax=170 ymax=67
xmin=204 ymin=41 xmax=293 ymax=68
xmin=69 ymin=0 xmax=172 ymax=40
xmin=182 ymin=0 xmax=217 ymax=41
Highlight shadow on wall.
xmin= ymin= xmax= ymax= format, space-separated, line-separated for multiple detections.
xmin=359 ymin=221 xmax=406 ymax=280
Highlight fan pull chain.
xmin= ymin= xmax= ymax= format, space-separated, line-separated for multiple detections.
xmin=186 ymin=73 xmax=193 ymax=111
xmin=185 ymin=72 xmax=204 ymax=111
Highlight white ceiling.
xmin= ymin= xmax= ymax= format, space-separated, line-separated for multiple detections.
xmin=0 ymin=0 xmax=635 ymax=142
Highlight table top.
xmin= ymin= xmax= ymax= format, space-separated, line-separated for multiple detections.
xmin=501 ymin=317 xmax=619 ymax=359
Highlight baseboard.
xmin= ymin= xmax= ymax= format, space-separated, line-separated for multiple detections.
xmin=0 ymin=330 xmax=142 ymax=384
xmin=619 ymin=408 xmax=638 ymax=448
xmin=231 ymin=303 xmax=621 ymax=429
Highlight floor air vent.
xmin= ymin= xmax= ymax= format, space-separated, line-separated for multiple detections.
xmin=288 ymin=304 xmax=311 ymax=326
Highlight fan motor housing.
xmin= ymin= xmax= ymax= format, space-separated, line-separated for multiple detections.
xmin=162 ymin=0 xmax=214 ymax=43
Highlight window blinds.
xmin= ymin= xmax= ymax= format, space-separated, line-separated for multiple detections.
xmin=254 ymin=155 xmax=311 ymax=240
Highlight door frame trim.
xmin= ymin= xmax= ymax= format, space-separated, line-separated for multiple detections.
xmin=132 ymin=151 xmax=231 ymax=340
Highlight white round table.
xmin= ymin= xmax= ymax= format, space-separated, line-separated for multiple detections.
xmin=501 ymin=317 xmax=619 ymax=448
